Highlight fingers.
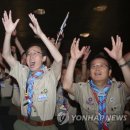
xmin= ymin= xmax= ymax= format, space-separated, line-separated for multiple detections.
xmin=29 ymin=23 xmax=35 ymax=30
xmin=2 ymin=11 xmax=8 ymax=24
xmin=4 ymin=10 xmax=9 ymax=21
xmin=82 ymin=46 xmax=91 ymax=60
xmin=72 ymin=38 xmax=80 ymax=51
xmin=111 ymin=36 xmax=116 ymax=48
xmin=81 ymin=46 xmax=87 ymax=55
xmin=9 ymin=10 xmax=12 ymax=20
xmin=104 ymin=47 xmax=111 ymax=55
xmin=71 ymin=38 xmax=76 ymax=50
xmin=28 ymin=13 xmax=39 ymax=27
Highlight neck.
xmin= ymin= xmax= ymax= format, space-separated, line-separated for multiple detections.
xmin=93 ymin=80 xmax=107 ymax=89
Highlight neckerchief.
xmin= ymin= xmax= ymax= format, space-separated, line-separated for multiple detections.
xmin=89 ymin=79 xmax=112 ymax=130
xmin=26 ymin=65 xmax=45 ymax=118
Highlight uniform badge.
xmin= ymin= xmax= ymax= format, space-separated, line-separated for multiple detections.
xmin=110 ymin=97 xmax=114 ymax=103
xmin=38 ymin=94 xmax=48 ymax=101
xmin=43 ymin=88 xmax=48 ymax=93
xmin=86 ymin=97 xmax=94 ymax=105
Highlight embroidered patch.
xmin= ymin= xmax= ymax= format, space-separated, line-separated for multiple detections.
xmin=86 ymin=97 xmax=94 ymax=105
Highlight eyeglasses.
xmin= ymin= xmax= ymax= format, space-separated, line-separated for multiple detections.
xmin=90 ymin=64 xmax=109 ymax=69
xmin=26 ymin=50 xmax=43 ymax=57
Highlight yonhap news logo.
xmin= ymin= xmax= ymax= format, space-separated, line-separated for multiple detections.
xmin=57 ymin=111 xmax=69 ymax=125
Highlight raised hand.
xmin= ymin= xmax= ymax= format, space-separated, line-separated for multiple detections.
xmin=28 ymin=13 xmax=42 ymax=37
xmin=2 ymin=10 xmax=19 ymax=34
xmin=70 ymin=38 xmax=86 ymax=61
xmin=82 ymin=46 xmax=91 ymax=61
xmin=104 ymin=35 xmax=123 ymax=62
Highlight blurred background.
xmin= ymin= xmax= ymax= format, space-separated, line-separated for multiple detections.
xmin=0 ymin=0 xmax=130 ymax=79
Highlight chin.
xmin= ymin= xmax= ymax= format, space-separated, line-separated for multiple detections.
xmin=29 ymin=67 xmax=36 ymax=72
xmin=31 ymin=67 xmax=41 ymax=72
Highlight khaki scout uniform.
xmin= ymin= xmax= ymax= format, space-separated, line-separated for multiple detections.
xmin=72 ymin=80 xmax=128 ymax=130
xmin=10 ymin=60 xmax=62 ymax=130
xmin=0 ymin=72 xmax=13 ymax=107
xmin=0 ymin=75 xmax=13 ymax=98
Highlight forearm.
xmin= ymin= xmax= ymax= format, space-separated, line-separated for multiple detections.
xmin=2 ymin=33 xmax=12 ymax=58
xmin=39 ymin=32 xmax=62 ymax=62
xmin=15 ymin=37 xmax=25 ymax=55
xmin=117 ymin=58 xmax=130 ymax=87
xmin=2 ymin=33 xmax=16 ymax=67
xmin=63 ymin=58 xmax=77 ymax=93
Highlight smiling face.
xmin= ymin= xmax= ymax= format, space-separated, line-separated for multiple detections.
xmin=89 ymin=58 xmax=112 ymax=83
xmin=26 ymin=46 xmax=46 ymax=72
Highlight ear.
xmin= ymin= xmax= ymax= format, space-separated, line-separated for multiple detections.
xmin=42 ymin=56 xmax=46 ymax=63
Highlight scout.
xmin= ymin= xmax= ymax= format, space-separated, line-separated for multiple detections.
xmin=63 ymin=36 xmax=130 ymax=130
xmin=2 ymin=10 xmax=62 ymax=130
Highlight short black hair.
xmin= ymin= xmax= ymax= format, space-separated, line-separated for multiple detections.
xmin=25 ymin=39 xmax=47 ymax=56
xmin=88 ymin=53 xmax=112 ymax=70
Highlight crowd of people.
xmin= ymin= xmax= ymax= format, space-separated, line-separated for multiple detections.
xmin=0 ymin=10 xmax=130 ymax=130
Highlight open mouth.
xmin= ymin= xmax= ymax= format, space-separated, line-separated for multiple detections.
xmin=95 ymin=72 xmax=102 ymax=76
xmin=30 ymin=61 xmax=35 ymax=68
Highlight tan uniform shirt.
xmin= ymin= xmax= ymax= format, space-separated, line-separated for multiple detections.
xmin=10 ymin=60 xmax=62 ymax=121
xmin=72 ymin=80 xmax=128 ymax=130
xmin=0 ymin=76 xmax=13 ymax=98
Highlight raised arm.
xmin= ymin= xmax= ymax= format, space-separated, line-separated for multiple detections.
xmin=104 ymin=35 xmax=130 ymax=88
xmin=80 ymin=46 xmax=91 ymax=82
xmin=0 ymin=52 xmax=6 ymax=69
xmin=63 ymin=38 xmax=87 ymax=95
xmin=2 ymin=10 xmax=20 ymax=67
xmin=28 ymin=13 xmax=62 ymax=63
xmin=12 ymin=30 xmax=25 ymax=55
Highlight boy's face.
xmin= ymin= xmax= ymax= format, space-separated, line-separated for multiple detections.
xmin=89 ymin=58 xmax=111 ymax=83
xmin=26 ymin=46 xmax=46 ymax=72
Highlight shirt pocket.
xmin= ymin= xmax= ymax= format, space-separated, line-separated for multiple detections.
xmin=83 ymin=101 xmax=96 ymax=115
xmin=107 ymin=103 xmax=122 ymax=115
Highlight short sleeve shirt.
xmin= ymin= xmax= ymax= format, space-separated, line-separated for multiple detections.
xmin=10 ymin=60 xmax=62 ymax=121
xmin=72 ymin=80 xmax=128 ymax=130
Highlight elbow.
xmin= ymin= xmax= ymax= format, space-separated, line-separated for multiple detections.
xmin=56 ymin=54 xmax=63 ymax=63
xmin=2 ymin=52 xmax=13 ymax=64
xmin=2 ymin=52 xmax=10 ymax=60
xmin=63 ymin=82 xmax=67 ymax=90
xmin=63 ymin=79 xmax=72 ymax=92
xmin=2 ymin=53 xmax=7 ymax=59
xmin=59 ymin=54 xmax=63 ymax=62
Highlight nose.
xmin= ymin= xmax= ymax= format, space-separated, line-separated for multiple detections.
xmin=95 ymin=66 xmax=100 ymax=71
xmin=29 ymin=53 xmax=35 ymax=60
